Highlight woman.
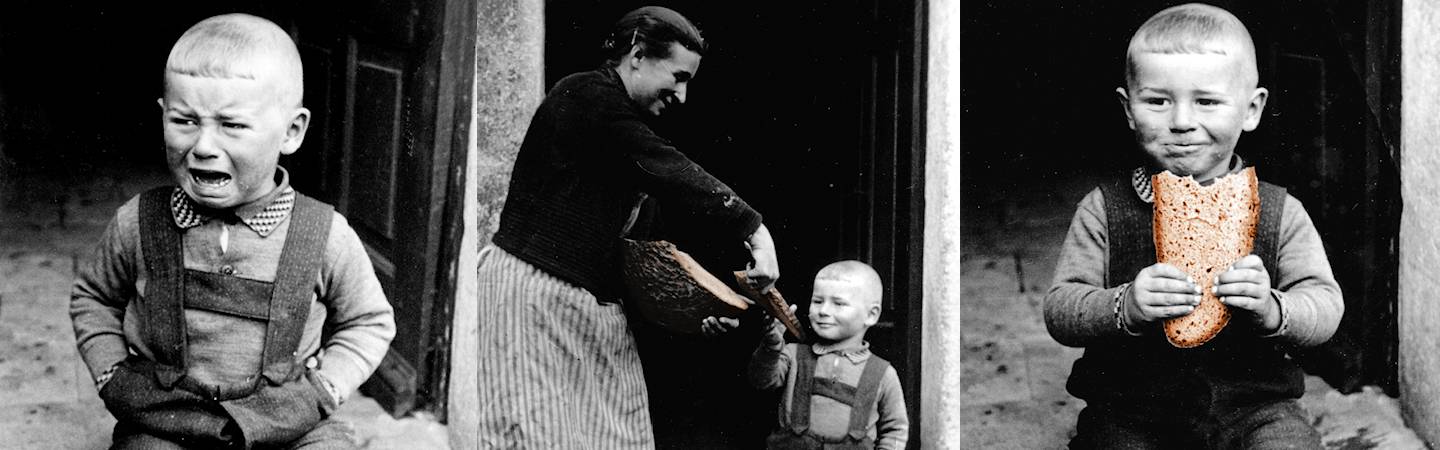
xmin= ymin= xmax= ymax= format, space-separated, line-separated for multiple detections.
xmin=476 ymin=6 xmax=779 ymax=448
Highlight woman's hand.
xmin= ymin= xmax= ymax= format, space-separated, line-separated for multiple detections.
xmin=745 ymin=224 xmax=779 ymax=294
xmin=700 ymin=316 xmax=741 ymax=337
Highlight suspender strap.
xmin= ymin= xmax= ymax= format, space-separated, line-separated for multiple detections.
xmin=847 ymin=355 xmax=891 ymax=440
xmin=138 ymin=187 xmax=188 ymax=388
xmin=789 ymin=344 xmax=817 ymax=434
xmin=260 ymin=193 xmax=333 ymax=385
xmin=1256 ymin=182 xmax=1286 ymax=279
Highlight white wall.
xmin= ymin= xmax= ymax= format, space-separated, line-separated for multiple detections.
xmin=922 ymin=0 xmax=962 ymax=447
xmin=1400 ymin=0 xmax=1440 ymax=444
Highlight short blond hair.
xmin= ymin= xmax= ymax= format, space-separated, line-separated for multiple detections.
xmin=815 ymin=260 xmax=884 ymax=310
xmin=165 ymin=13 xmax=304 ymax=107
xmin=1123 ymin=3 xmax=1258 ymax=89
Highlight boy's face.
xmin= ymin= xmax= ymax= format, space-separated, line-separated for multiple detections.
xmin=1119 ymin=51 xmax=1267 ymax=182
xmin=160 ymin=70 xmax=308 ymax=210
xmin=808 ymin=278 xmax=880 ymax=347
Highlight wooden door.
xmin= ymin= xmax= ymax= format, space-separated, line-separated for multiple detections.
xmin=270 ymin=0 xmax=474 ymax=415
xmin=845 ymin=0 xmax=925 ymax=444
xmin=1247 ymin=0 xmax=1401 ymax=393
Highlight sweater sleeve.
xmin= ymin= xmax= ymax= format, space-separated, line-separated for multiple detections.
xmin=747 ymin=328 xmax=791 ymax=390
xmin=1264 ymin=195 xmax=1343 ymax=347
xmin=1044 ymin=188 xmax=1133 ymax=347
xmin=70 ymin=198 xmax=140 ymax=381
xmin=315 ymin=213 xmax=397 ymax=401
xmin=595 ymin=95 xmax=762 ymax=242
xmin=874 ymin=366 xmax=910 ymax=450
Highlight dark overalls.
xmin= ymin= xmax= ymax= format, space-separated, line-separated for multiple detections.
xmin=1066 ymin=175 xmax=1321 ymax=449
xmin=766 ymin=344 xmax=891 ymax=450
xmin=99 ymin=187 xmax=345 ymax=449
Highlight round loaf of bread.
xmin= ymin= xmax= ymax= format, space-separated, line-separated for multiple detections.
xmin=621 ymin=239 xmax=750 ymax=334
xmin=1152 ymin=168 xmax=1260 ymax=348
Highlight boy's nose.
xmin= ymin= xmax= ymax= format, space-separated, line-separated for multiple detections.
xmin=190 ymin=126 xmax=222 ymax=158
xmin=1170 ymin=103 xmax=1197 ymax=131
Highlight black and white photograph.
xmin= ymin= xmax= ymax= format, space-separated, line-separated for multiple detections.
xmin=0 ymin=1 xmax=960 ymax=449
xmin=963 ymin=0 xmax=1439 ymax=448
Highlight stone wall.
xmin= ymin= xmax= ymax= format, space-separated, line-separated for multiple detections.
xmin=1400 ymin=0 xmax=1440 ymax=445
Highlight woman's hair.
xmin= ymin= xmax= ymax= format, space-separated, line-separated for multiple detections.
xmin=602 ymin=6 xmax=706 ymax=65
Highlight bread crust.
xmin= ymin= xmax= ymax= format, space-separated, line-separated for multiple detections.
xmin=1152 ymin=168 xmax=1260 ymax=348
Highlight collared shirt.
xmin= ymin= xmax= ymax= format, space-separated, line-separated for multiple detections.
xmin=748 ymin=337 xmax=910 ymax=449
xmin=71 ymin=168 xmax=396 ymax=404
xmin=810 ymin=340 xmax=872 ymax=365
xmin=1129 ymin=155 xmax=1247 ymax=204
xmin=168 ymin=168 xmax=297 ymax=238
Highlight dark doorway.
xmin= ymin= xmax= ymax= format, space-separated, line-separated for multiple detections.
xmin=963 ymin=0 xmax=1400 ymax=393
xmin=546 ymin=1 xmax=925 ymax=447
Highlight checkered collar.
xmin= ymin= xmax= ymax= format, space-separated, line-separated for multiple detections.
xmin=1132 ymin=155 xmax=1246 ymax=204
xmin=170 ymin=168 xmax=296 ymax=237
xmin=811 ymin=340 xmax=872 ymax=364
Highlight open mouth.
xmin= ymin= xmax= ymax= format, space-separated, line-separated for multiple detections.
xmin=190 ymin=168 xmax=233 ymax=188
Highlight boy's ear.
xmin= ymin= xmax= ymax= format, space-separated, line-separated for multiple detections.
xmin=1241 ymin=87 xmax=1269 ymax=132
xmin=280 ymin=107 xmax=311 ymax=156
xmin=864 ymin=302 xmax=881 ymax=327
xmin=1116 ymin=87 xmax=1137 ymax=130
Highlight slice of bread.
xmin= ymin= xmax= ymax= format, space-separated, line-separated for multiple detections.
xmin=1152 ymin=167 xmax=1260 ymax=348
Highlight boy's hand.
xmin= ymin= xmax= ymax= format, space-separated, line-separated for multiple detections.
xmin=760 ymin=304 xmax=797 ymax=347
xmin=1214 ymin=254 xmax=1280 ymax=332
xmin=1126 ymin=263 xmax=1202 ymax=329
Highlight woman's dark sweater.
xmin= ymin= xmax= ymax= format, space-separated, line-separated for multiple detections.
xmin=492 ymin=67 xmax=763 ymax=301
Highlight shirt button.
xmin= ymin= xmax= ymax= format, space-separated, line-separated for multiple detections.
xmin=220 ymin=265 xmax=236 ymax=275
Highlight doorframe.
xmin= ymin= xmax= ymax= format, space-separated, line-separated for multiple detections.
xmin=416 ymin=0 xmax=477 ymax=419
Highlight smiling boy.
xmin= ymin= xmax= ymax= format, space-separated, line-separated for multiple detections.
xmin=748 ymin=261 xmax=908 ymax=449
xmin=1043 ymin=3 xmax=1343 ymax=448
xmin=70 ymin=14 xmax=395 ymax=448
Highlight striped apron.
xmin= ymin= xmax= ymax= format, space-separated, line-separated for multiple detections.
xmin=475 ymin=245 xmax=654 ymax=449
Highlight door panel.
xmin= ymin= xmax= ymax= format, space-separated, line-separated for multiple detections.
xmin=269 ymin=0 xmax=471 ymax=415
xmin=349 ymin=55 xmax=404 ymax=242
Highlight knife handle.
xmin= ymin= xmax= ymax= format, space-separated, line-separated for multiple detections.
xmin=734 ymin=271 xmax=807 ymax=341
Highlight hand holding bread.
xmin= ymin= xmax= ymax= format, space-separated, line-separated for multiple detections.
xmin=1213 ymin=254 xmax=1281 ymax=333
xmin=1125 ymin=263 xmax=1202 ymax=329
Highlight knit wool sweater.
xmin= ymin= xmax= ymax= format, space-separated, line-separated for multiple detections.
xmin=492 ymin=67 xmax=762 ymax=299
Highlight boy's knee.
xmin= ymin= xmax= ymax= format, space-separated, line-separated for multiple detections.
xmin=284 ymin=418 xmax=358 ymax=450
xmin=1228 ymin=401 xmax=1321 ymax=450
